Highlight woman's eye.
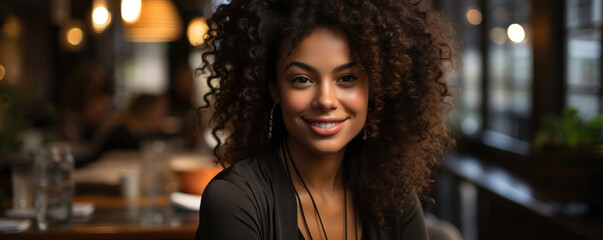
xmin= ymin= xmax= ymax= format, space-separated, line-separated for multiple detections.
xmin=338 ymin=75 xmax=358 ymax=83
xmin=292 ymin=76 xmax=312 ymax=85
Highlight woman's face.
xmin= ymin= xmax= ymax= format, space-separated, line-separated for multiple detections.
xmin=274 ymin=27 xmax=369 ymax=156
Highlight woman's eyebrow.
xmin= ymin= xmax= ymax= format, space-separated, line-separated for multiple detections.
xmin=332 ymin=62 xmax=355 ymax=73
xmin=284 ymin=61 xmax=356 ymax=74
xmin=284 ymin=61 xmax=317 ymax=74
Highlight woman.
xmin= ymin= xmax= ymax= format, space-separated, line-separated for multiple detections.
xmin=196 ymin=0 xmax=456 ymax=239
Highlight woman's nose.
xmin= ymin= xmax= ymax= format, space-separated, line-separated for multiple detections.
xmin=312 ymin=80 xmax=338 ymax=111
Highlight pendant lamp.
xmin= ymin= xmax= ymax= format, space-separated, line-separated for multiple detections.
xmin=122 ymin=0 xmax=182 ymax=42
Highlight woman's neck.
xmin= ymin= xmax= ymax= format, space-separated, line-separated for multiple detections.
xmin=282 ymin=135 xmax=346 ymax=194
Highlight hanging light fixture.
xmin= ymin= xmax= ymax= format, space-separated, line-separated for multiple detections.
xmin=92 ymin=0 xmax=111 ymax=33
xmin=121 ymin=0 xmax=183 ymax=42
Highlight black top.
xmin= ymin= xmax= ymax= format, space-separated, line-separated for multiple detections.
xmin=195 ymin=147 xmax=428 ymax=240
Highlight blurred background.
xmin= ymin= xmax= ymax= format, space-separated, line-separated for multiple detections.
xmin=0 ymin=0 xmax=602 ymax=239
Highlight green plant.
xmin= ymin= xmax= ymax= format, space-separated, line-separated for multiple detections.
xmin=533 ymin=107 xmax=603 ymax=152
xmin=0 ymin=86 xmax=30 ymax=153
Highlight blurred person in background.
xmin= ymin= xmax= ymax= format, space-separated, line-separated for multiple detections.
xmin=55 ymin=62 xmax=114 ymax=166
xmin=166 ymin=62 xmax=202 ymax=150
xmin=97 ymin=93 xmax=169 ymax=154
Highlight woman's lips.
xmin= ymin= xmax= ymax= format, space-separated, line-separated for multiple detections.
xmin=304 ymin=118 xmax=347 ymax=136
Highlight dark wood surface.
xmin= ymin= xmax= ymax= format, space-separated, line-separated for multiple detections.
xmin=2 ymin=195 xmax=199 ymax=240
xmin=441 ymin=153 xmax=603 ymax=240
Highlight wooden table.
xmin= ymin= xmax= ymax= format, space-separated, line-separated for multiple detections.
xmin=2 ymin=195 xmax=199 ymax=240
xmin=2 ymin=150 xmax=204 ymax=240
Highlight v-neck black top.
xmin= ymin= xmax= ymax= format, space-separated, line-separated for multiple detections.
xmin=195 ymin=147 xmax=428 ymax=240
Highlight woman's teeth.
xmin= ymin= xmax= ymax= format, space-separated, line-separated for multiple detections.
xmin=312 ymin=122 xmax=340 ymax=128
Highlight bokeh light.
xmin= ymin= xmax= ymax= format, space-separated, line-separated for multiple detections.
xmin=92 ymin=0 xmax=111 ymax=33
xmin=466 ymin=9 xmax=483 ymax=25
xmin=66 ymin=27 xmax=84 ymax=46
xmin=490 ymin=27 xmax=506 ymax=44
xmin=187 ymin=17 xmax=210 ymax=46
xmin=93 ymin=6 xmax=109 ymax=25
xmin=122 ymin=0 xmax=141 ymax=23
xmin=493 ymin=8 xmax=510 ymax=24
xmin=507 ymin=23 xmax=526 ymax=43
xmin=0 ymin=65 xmax=5 ymax=81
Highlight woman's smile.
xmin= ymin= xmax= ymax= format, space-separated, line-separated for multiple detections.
xmin=304 ymin=117 xmax=348 ymax=136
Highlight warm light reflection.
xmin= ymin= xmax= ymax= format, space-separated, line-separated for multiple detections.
xmin=187 ymin=17 xmax=209 ymax=46
xmin=122 ymin=0 xmax=182 ymax=42
xmin=0 ymin=65 xmax=5 ymax=81
xmin=67 ymin=27 xmax=84 ymax=46
xmin=507 ymin=23 xmax=525 ymax=43
xmin=93 ymin=6 xmax=109 ymax=25
xmin=3 ymin=15 xmax=21 ymax=38
xmin=490 ymin=27 xmax=506 ymax=44
xmin=92 ymin=0 xmax=111 ymax=33
xmin=122 ymin=0 xmax=142 ymax=23
xmin=466 ymin=9 xmax=482 ymax=25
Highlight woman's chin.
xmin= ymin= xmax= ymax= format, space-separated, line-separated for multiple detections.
xmin=303 ymin=140 xmax=348 ymax=156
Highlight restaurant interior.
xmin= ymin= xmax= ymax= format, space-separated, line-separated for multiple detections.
xmin=0 ymin=0 xmax=602 ymax=239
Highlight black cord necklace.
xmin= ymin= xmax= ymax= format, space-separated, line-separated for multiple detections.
xmin=282 ymin=143 xmax=314 ymax=239
xmin=283 ymin=139 xmax=358 ymax=240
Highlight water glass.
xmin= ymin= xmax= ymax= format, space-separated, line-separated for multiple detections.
xmin=139 ymin=138 xmax=177 ymax=226
xmin=10 ymin=130 xmax=41 ymax=213
xmin=34 ymin=144 xmax=74 ymax=230
xmin=11 ymin=160 xmax=34 ymax=211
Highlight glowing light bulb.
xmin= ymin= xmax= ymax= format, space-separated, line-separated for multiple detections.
xmin=122 ymin=0 xmax=141 ymax=23
xmin=93 ymin=7 xmax=109 ymax=25
xmin=187 ymin=17 xmax=210 ymax=46
xmin=92 ymin=0 xmax=111 ymax=33
xmin=67 ymin=27 xmax=83 ymax=46
xmin=507 ymin=23 xmax=525 ymax=43
xmin=466 ymin=9 xmax=482 ymax=25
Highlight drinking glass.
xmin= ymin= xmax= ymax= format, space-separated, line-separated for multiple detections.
xmin=34 ymin=143 xmax=74 ymax=230
xmin=11 ymin=160 xmax=34 ymax=211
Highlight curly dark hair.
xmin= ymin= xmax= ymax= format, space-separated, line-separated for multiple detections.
xmin=200 ymin=0 xmax=457 ymax=229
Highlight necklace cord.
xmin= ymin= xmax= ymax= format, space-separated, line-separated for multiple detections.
xmin=344 ymin=183 xmax=348 ymax=240
xmin=283 ymin=139 xmax=358 ymax=240
xmin=282 ymin=143 xmax=314 ymax=240
xmin=285 ymin=139 xmax=329 ymax=240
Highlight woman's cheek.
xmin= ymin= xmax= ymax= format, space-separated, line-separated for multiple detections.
xmin=338 ymin=87 xmax=369 ymax=112
xmin=281 ymin=90 xmax=312 ymax=113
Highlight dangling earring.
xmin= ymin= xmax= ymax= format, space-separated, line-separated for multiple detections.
xmin=268 ymin=104 xmax=276 ymax=139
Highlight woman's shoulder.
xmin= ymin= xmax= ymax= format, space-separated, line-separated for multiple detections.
xmin=197 ymin=148 xmax=292 ymax=239
xmin=203 ymin=148 xmax=281 ymax=200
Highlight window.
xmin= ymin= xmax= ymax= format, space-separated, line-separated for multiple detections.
xmin=566 ymin=0 xmax=602 ymax=119
xmin=438 ymin=0 xmax=603 ymax=158
xmin=486 ymin=0 xmax=532 ymax=141
xmin=441 ymin=0 xmax=483 ymax=137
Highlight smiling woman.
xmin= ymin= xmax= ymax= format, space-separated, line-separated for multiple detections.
xmin=274 ymin=27 xmax=369 ymax=156
xmin=195 ymin=0 xmax=458 ymax=239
